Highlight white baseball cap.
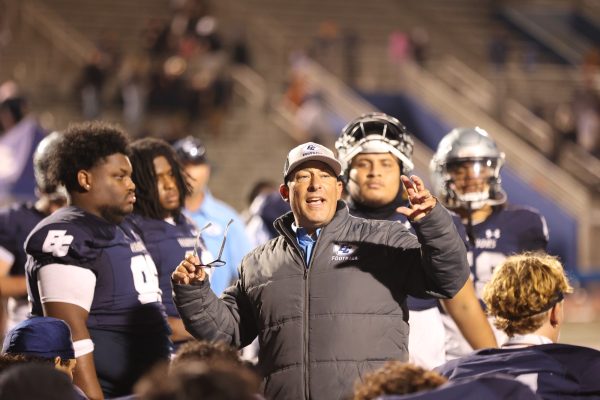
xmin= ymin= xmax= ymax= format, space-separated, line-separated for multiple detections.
xmin=283 ymin=142 xmax=342 ymax=181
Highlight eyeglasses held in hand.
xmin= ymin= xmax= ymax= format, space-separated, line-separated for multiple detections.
xmin=192 ymin=222 xmax=212 ymax=258
xmin=192 ymin=219 xmax=234 ymax=268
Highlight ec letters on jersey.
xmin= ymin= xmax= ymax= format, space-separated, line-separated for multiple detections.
xmin=42 ymin=230 xmax=74 ymax=257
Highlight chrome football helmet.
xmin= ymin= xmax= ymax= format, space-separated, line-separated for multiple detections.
xmin=33 ymin=131 xmax=65 ymax=195
xmin=335 ymin=112 xmax=414 ymax=178
xmin=430 ymin=127 xmax=506 ymax=210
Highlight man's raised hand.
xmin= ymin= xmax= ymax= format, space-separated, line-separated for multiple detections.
xmin=397 ymin=175 xmax=437 ymax=221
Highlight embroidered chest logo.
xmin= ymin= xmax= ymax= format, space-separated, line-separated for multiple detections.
xmin=476 ymin=229 xmax=501 ymax=249
xmin=130 ymin=240 xmax=147 ymax=253
xmin=178 ymin=238 xmax=196 ymax=248
xmin=332 ymin=243 xmax=359 ymax=261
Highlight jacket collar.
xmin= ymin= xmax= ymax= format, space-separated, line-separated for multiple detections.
xmin=274 ymin=200 xmax=349 ymax=240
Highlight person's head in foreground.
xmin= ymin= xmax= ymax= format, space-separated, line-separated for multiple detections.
xmin=483 ymin=252 xmax=573 ymax=341
xmin=170 ymin=340 xmax=242 ymax=369
xmin=135 ymin=360 xmax=261 ymax=400
xmin=2 ymin=316 xmax=77 ymax=380
xmin=0 ymin=363 xmax=78 ymax=400
xmin=280 ymin=142 xmax=343 ymax=235
xmin=353 ymin=361 xmax=447 ymax=400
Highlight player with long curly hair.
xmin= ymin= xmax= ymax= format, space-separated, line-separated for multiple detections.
xmin=483 ymin=252 xmax=573 ymax=338
xmin=437 ymin=252 xmax=600 ymax=399
xmin=353 ymin=361 xmax=447 ymax=400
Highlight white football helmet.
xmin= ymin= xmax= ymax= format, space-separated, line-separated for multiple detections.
xmin=430 ymin=127 xmax=506 ymax=210
xmin=335 ymin=112 xmax=414 ymax=179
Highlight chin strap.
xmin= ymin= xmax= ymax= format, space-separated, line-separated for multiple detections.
xmin=466 ymin=201 xmax=476 ymax=248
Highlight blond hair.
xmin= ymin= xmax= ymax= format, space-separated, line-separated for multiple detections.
xmin=482 ymin=252 xmax=573 ymax=336
xmin=353 ymin=361 xmax=447 ymax=400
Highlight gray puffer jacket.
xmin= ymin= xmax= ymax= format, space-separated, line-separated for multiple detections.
xmin=173 ymin=201 xmax=469 ymax=400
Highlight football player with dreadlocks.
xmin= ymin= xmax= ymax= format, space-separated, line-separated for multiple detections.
xmin=128 ymin=138 xmax=198 ymax=351
xmin=337 ymin=113 xmax=496 ymax=368
xmin=430 ymin=127 xmax=548 ymax=359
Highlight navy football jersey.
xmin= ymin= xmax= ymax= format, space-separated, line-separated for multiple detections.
xmin=0 ymin=202 xmax=45 ymax=327
xmin=0 ymin=202 xmax=45 ymax=278
xmin=379 ymin=375 xmax=540 ymax=399
xmin=25 ymin=206 xmax=169 ymax=334
xmin=455 ymin=205 xmax=548 ymax=299
xmin=436 ymin=344 xmax=600 ymax=399
xmin=128 ymin=213 xmax=197 ymax=317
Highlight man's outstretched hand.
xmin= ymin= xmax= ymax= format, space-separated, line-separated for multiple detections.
xmin=397 ymin=175 xmax=437 ymax=221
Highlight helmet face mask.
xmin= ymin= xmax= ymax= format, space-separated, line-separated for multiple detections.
xmin=431 ymin=127 xmax=506 ymax=210
xmin=443 ymin=158 xmax=501 ymax=209
xmin=335 ymin=113 xmax=414 ymax=179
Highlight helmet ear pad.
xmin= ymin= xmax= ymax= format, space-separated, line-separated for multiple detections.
xmin=488 ymin=175 xmax=507 ymax=205
xmin=489 ymin=176 xmax=499 ymax=199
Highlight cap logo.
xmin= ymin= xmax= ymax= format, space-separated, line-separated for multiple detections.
xmin=285 ymin=142 xmax=341 ymax=179
xmin=302 ymin=143 xmax=323 ymax=156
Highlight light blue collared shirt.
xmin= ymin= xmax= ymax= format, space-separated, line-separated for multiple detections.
xmin=292 ymin=223 xmax=321 ymax=267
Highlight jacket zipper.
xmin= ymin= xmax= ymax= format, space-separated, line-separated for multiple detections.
xmin=304 ymin=232 xmax=322 ymax=400
xmin=303 ymin=255 xmax=310 ymax=400
xmin=276 ymin=220 xmax=322 ymax=400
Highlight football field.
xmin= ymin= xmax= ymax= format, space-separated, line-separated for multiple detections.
xmin=561 ymin=321 xmax=600 ymax=350
xmin=559 ymin=284 xmax=600 ymax=350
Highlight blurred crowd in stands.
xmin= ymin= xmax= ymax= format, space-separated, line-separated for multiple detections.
xmin=73 ymin=0 xmax=251 ymax=140
xmin=4 ymin=0 xmax=600 ymax=173
xmin=279 ymin=17 xmax=600 ymax=169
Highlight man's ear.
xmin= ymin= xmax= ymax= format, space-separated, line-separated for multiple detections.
xmin=77 ymin=170 xmax=91 ymax=191
xmin=54 ymin=356 xmax=62 ymax=367
xmin=279 ymin=184 xmax=290 ymax=202
xmin=336 ymin=179 xmax=343 ymax=200
xmin=550 ymin=302 xmax=563 ymax=328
